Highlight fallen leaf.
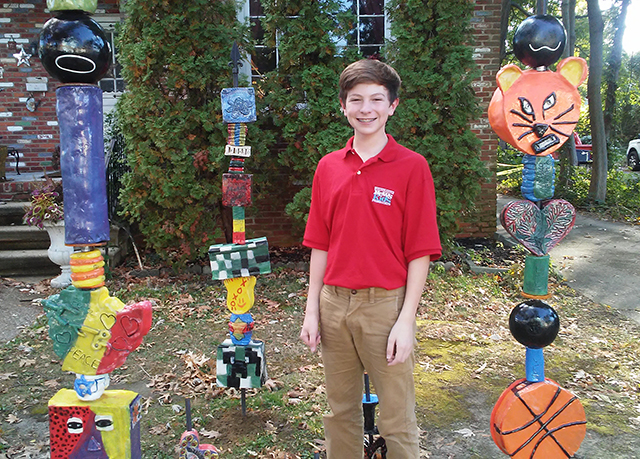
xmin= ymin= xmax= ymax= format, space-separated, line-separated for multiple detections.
xmin=454 ymin=428 xmax=475 ymax=437
xmin=149 ymin=423 xmax=169 ymax=435
xmin=200 ymin=429 xmax=220 ymax=439
xmin=262 ymin=299 xmax=280 ymax=309
xmin=6 ymin=414 xmax=21 ymax=424
xmin=19 ymin=359 xmax=36 ymax=368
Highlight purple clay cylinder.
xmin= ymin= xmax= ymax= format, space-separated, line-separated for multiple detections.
xmin=57 ymin=85 xmax=110 ymax=245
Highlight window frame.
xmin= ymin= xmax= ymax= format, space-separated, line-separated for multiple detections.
xmin=94 ymin=15 xmax=125 ymax=114
xmin=240 ymin=0 xmax=391 ymax=82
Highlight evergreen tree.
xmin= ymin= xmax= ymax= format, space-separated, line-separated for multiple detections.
xmin=116 ymin=0 xmax=247 ymax=264
xmin=385 ymin=0 xmax=488 ymax=241
xmin=257 ymin=0 xmax=356 ymax=226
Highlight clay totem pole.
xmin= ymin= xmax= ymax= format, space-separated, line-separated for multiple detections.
xmin=488 ymin=10 xmax=587 ymax=458
xmin=38 ymin=1 xmax=152 ymax=457
xmin=208 ymin=43 xmax=270 ymax=415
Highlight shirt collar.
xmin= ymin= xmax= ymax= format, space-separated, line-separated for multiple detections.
xmin=342 ymin=135 xmax=399 ymax=162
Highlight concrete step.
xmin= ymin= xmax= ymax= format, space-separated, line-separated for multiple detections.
xmin=0 ymin=225 xmax=50 ymax=250
xmin=0 ymin=201 xmax=26 ymax=226
xmin=0 ymin=249 xmax=59 ymax=276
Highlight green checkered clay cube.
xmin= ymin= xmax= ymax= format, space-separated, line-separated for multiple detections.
xmin=208 ymin=237 xmax=271 ymax=280
xmin=216 ymin=339 xmax=266 ymax=389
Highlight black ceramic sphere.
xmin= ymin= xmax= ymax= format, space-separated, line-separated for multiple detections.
xmin=509 ymin=300 xmax=560 ymax=349
xmin=513 ymin=15 xmax=566 ymax=68
xmin=39 ymin=11 xmax=111 ymax=84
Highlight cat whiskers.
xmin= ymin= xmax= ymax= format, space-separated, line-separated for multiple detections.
xmin=549 ymin=103 xmax=577 ymax=137
xmin=549 ymin=125 xmax=573 ymax=137
xmin=512 ymin=123 xmax=535 ymax=140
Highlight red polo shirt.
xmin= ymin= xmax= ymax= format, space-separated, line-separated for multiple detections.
xmin=303 ymin=135 xmax=442 ymax=290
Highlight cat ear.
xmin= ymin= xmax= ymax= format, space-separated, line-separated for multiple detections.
xmin=496 ymin=65 xmax=523 ymax=93
xmin=557 ymin=57 xmax=588 ymax=87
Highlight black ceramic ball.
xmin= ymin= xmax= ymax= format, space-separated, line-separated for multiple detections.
xmin=513 ymin=15 xmax=566 ymax=68
xmin=39 ymin=11 xmax=111 ymax=84
xmin=509 ymin=300 xmax=560 ymax=349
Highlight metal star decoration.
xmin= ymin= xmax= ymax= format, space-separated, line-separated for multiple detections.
xmin=13 ymin=47 xmax=32 ymax=67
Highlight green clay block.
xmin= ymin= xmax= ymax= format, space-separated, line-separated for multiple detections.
xmin=209 ymin=237 xmax=271 ymax=280
xmin=232 ymin=206 xmax=245 ymax=220
xmin=216 ymin=339 xmax=266 ymax=389
xmin=47 ymin=0 xmax=97 ymax=13
xmin=534 ymin=155 xmax=555 ymax=200
xmin=523 ymin=255 xmax=550 ymax=296
xmin=42 ymin=286 xmax=92 ymax=359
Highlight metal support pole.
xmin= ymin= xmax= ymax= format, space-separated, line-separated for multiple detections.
xmin=185 ymin=398 xmax=192 ymax=431
xmin=536 ymin=0 xmax=547 ymax=15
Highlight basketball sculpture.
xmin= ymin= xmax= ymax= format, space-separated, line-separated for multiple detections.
xmin=488 ymin=12 xmax=587 ymax=457
xmin=491 ymin=301 xmax=586 ymax=458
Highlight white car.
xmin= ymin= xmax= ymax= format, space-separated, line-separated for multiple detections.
xmin=627 ymin=139 xmax=640 ymax=171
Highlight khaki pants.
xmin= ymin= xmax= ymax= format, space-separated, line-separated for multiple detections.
xmin=319 ymin=285 xmax=419 ymax=459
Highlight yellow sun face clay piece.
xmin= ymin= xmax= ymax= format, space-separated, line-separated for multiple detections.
xmin=223 ymin=276 xmax=257 ymax=314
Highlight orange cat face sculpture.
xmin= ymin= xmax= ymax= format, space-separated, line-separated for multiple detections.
xmin=488 ymin=57 xmax=588 ymax=157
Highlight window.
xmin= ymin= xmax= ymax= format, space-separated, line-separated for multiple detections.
xmin=242 ymin=0 xmax=389 ymax=83
xmin=342 ymin=0 xmax=388 ymax=58
xmin=95 ymin=18 xmax=125 ymax=114
xmin=246 ymin=0 xmax=276 ymax=83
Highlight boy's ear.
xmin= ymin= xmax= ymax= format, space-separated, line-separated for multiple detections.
xmin=389 ymin=98 xmax=399 ymax=115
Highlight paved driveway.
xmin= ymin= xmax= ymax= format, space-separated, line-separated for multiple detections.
xmin=497 ymin=195 xmax=640 ymax=324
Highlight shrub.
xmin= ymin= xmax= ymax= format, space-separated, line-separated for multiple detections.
xmin=116 ymin=0 xmax=248 ymax=265
xmin=385 ymin=0 xmax=488 ymax=243
xmin=117 ymin=0 xmax=491 ymax=259
xmin=555 ymin=167 xmax=640 ymax=223
xmin=256 ymin=0 xmax=356 ymax=223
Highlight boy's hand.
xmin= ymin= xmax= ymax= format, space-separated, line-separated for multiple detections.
xmin=386 ymin=319 xmax=414 ymax=366
xmin=300 ymin=312 xmax=321 ymax=353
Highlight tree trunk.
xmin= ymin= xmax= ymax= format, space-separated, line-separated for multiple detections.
xmin=603 ymin=0 xmax=630 ymax=150
xmin=587 ymin=0 xmax=608 ymax=203
xmin=499 ymin=0 xmax=511 ymax=63
xmin=561 ymin=0 xmax=578 ymax=171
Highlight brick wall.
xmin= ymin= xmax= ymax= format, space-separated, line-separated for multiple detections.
xmin=0 ymin=0 xmax=120 ymax=175
xmin=246 ymin=197 xmax=300 ymax=248
xmin=459 ymin=0 xmax=503 ymax=238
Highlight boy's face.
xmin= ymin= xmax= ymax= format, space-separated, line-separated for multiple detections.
xmin=340 ymin=83 xmax=398 ymax=139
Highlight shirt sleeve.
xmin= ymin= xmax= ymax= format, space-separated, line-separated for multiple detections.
xmin=303 ymin=160 xmax=330 ymax=251
xmin=402 ymin=157 xmax=442 ymax=262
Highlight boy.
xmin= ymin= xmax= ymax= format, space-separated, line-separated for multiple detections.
xmin=300 ymin=59 xmax=442 ymax=458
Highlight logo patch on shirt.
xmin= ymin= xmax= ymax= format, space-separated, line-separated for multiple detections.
xmin=372 ymin=186 xmax=395 ymax=206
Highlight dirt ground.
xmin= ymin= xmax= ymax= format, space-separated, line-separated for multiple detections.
xmin=2 ymin=242 xmax=640 ymax=458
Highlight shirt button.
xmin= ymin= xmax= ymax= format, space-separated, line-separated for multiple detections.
xmin=356 ymin=170 xmax=361 ymax=175
xmin=351 ymin=289 xmax=357 ymax=295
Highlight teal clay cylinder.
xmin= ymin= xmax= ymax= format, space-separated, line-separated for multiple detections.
xmin=523 ymin=254 xmax=550 ymax=296
xmin=47 ymin=0 xmax=97 ymax=13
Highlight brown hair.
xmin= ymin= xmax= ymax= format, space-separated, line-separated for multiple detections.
xmin=339 ymin=59 xmax=402 ymax=103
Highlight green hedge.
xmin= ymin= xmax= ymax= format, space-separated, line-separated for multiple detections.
xmin=117 ymin=0 xmax=248 ymax=265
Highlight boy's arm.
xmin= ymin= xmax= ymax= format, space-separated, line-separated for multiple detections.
xmin=300 ymin=248 xmax=328 ymax=353
xmin=386 ymin=255 xmax=430 ymax=366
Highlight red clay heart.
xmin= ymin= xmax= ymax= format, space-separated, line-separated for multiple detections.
xmin=500 ymin=199 xmax=576 ymax=256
